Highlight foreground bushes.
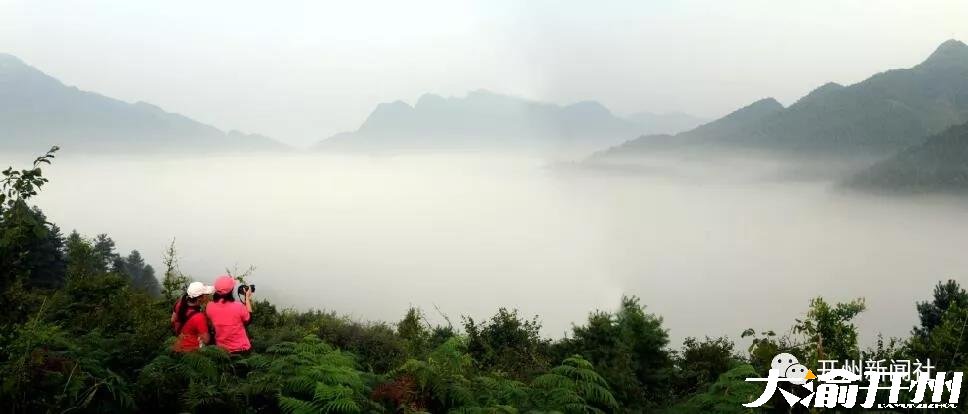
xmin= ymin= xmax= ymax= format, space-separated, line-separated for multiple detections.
xmin=6 ymin=271 xmax=964 ymax=413
xmin=0 ymin=258 xmax=679 ymax=414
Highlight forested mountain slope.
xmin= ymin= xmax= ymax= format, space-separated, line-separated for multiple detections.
xmin=595 ymin=39 xmax=968 ymax=160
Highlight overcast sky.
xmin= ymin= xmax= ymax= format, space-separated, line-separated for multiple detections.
xmin=3 ymin=0 xmax=968 ymax=147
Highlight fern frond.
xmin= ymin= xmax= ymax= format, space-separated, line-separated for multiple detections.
xmin=321 ymin=398 xmax=360 ymax=413
xmin=279 ymin=395 xmax=322 ymax=414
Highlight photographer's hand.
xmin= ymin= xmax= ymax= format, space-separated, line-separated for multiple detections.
xmin=245 ymin=288 xmax=254 ymax=312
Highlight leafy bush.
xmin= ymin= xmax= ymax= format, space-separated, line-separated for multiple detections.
xmin=674 ymin=336 xmax=736 ymax=395
xmin=559 ymin=296 xmax=673 ymax=410
xmin=464 ymin=308 xmax=552 ymax=380
xmin=664 ymin=364 xmax=764 ymax=413
xmin=317 ymin=318 xmax=407 ymax=374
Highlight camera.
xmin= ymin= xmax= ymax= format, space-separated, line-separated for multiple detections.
xmin=237 ymin=284 xmax=256 ymax=296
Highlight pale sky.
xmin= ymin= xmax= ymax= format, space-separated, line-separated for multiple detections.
xmin=3 ymin=0 xmax=968 ymax=147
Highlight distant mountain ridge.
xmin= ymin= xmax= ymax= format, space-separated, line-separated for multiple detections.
xmin=0 ymin=53 xmax=285 ymax=153
xmin=594 ymin=39 xmax=968 ymax=161
xmin=846 ymin=120 xmax=968 ymax=192
xmin=315 ymin=90 xmax=704 ymax=154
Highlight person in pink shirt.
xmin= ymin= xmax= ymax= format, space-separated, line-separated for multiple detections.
xmin=206 ymin=275 xmax=254 ymax=353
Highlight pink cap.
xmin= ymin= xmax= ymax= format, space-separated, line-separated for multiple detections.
xmin=214 ymin=275 xmax=236 ymax=295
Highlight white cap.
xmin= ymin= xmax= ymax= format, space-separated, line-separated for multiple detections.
xmin=186 ymin=281 xmax=215 ymax=298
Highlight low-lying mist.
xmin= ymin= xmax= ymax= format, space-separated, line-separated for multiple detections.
xmin=32 ymin=152 xmax=968 ymax=346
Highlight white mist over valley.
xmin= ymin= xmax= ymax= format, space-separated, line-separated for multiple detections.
xmin=31 ymin=152 xmax=968 ymax=344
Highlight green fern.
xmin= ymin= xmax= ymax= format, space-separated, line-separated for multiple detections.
xmin=280 ymin=395 xmax=324 ymax=414
xmin=391 ymin=337 xmax=478 ymax=411
xmin=529 ymin=355 xmax=617 ymax=414
xmin=251 ymin=335 xmax=369 ymax=413
xmin=136 ymin=345 xmax=244 ymax=412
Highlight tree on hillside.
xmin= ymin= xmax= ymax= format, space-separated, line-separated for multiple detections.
xmin=65 ymin=231 xmax=106 ymax=279
xmin=92 ymin=233 xmax=121 ymax=273
xmin=121 ymin=250 xmax=161 ymax=297
xmin=15 ymin=207 xmax=66 ymax=289
xmin=0 ymin=146 xmax=59 ymax=292
xmin=463 ymin=308 xmax=552 ymax=380
xmin=907 ymin=280 xmax=968 ymax=383
xmin=675 ymin=336 xmax=736 ymax=394
xmin=742 ymin=328 xmax=794 ymax=375
xmin=561 ymin=296 xmax=673 ymax=409
xmin=160 ymin=239 xmax=189 ymax=302
xmin=398 ymin=307 xmax=430 ymax=358
xmin=793 ymin=297 xmax=866 ymax=364
xmin=914 ymin=279 xmax=968 ymax=338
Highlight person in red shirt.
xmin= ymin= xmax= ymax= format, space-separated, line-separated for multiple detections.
xmin=206 ymin=275 xmax=254 ymax=353
xmin=171 ymin=281 xmax=214 ymax=353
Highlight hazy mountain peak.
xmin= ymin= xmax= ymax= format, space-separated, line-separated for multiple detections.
xmin=318 ymin=90 xmax=649 ymax=153
xmin=463 ymin=89 xmax=528 ymax=105
xmin=0 ymin=52 xmax=26 ymax=66
xmin=675 ymin=97 xmax=782 ymax=137
xmin=0 ymin=54 xmax=285 ymax=152
xmin=920 ymin=39 xmax=968 ymax=68
xmin=374 ymin=100 xmax=413 ymax=112
xmin=935 ymin=39 xmax=967 ymax=52
xmin=563 ymin=100 xmax=612 ymax=117
xmin=359 ymin=100 xmax=414 ymax=131
xmin=791 ymin=82 xmax=845 ymax=107
xmin=815 ymin=81 xmax=845 ymax=92
xmin=468 ymin=88 xmax=500 ymax=97
xmin=415 ymin=93 xmax=446 ymax=108
xmin=0 ymin=53 xmax=53 ymax=81
xmin=750 ymin=97 xmax=783 ymax=108
xmin=718 ymin=97 xmax=783 ymax=122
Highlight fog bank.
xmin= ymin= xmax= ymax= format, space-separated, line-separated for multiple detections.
xmin=32 ymin=153 xmax=968 ymax=344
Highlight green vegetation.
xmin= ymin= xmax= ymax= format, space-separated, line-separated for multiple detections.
xmin=2 ymin=148 xmax=966 ymax=412
xmin=847 ymin=120 xmax=968 ymax=192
